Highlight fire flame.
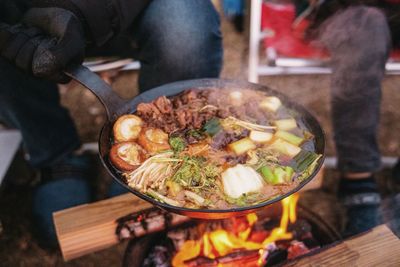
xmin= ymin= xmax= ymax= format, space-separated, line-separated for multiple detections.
xmin=172 ymin=194 xmax=300 ymax=267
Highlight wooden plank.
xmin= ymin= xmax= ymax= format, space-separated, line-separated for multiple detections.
xmin=53 ymin=193 xmax=152 ymax=261
xmin=286 ymin=225 xmax=400 ymax=266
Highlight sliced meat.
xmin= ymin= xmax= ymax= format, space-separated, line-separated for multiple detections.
xmin=154 ymin=96 xmax=172 ymax=114
xmin=137 ymin=102 xmax=160 ymax=117
xmin=135 ymin=90 xmax=233 ymax=134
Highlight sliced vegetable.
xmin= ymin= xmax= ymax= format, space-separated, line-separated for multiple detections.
xmin=110 ymin=142 xmax=146 ymax=171
xmin=138 ymin=127 xmax=170 ymax=153
xmin=169 ymin=136 xmax=186 ymax=153
xmin=268 ymin=138 xmax=301 ymax=157
xmin=292 ymin=150 xmax=320 ymax=172
xmin=228 ymin=137 xmax=257 ymax=155
xmin=259 ymin=165 xmax=293 ymax=185
xmin=259 ymin=166 xmax=275 ymax=183
xmin=284 ymin=166 xmax=294 ymax=181
xmin=296 ymin=153 xmax=322 ymax=181
xmin=249 ymin=130 xmax=273 ymax=143
xmin=147 ymin=189 xmax=182 ymax=207
xmin=275 ymin=130 xmax=304 ymax=146
xmin=273 ymin=118 xmax=297 ymax=130
xmin=273 ymin=167 xmax=286 ymax=184
xmin=113 ymin=114 xmax=143 ymax=142
xmin=184 ymin=190 xmax=205 ymax=205
xmin=222 ymin=164 xmax=264 ymax=198
xmin=259 ymin=96 xmax=282 ymax=112
xmin=202 ymin=118 xmax=221 ymax=136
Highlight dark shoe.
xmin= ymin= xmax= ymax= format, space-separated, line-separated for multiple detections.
xmin=32 ymin=152 xmax=94 ymax=248
xmin=337 ymin=177 xmax=382 ymax=237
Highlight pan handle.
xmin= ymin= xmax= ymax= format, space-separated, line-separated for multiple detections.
xmin=64 ymin=65 xmax=128 ymax=120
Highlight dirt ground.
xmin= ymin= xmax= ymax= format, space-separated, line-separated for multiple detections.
xmin=2 ymin=9 xmax=400 ymax=267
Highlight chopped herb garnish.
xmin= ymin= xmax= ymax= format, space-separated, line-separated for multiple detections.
xmin=171 ymin=156 xmax=219 ymax=189
xmin=169 ymin=136 xmax=186 ymax=153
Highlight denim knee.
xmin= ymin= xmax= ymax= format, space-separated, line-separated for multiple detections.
xmin=134 ymin=0 xmax=223 ymax=90
xmin=0 ymin=59 xmax=80 ymax=168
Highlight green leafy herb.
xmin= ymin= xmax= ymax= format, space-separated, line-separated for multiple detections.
xmin=171 ymin=156 xmax=219 ymax=189
xmin=202 ymin=118 xmax=221 ymax=136
xmin=225 ymin=192 xmax=266 ymax=206
xmin=204 ymin=164 xmax=221 ymax=178
xmin=169 ymin=136 xmax=186 ymax=153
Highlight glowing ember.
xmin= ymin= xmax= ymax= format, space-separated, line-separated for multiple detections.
xmin=172 ymin=194 xmax=300 ymax=267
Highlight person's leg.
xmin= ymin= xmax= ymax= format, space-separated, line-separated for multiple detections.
xmin=320 ymin=6 xmax=390 ymax=174
xmin=132 ymin=0 xmax=223 ymax=91
xmin=0 ymin=59 xmax=80 ymax=167
xmin=0 ymin=59 xmax=91 ymax=247
xmin=318 ymin=6 xmax=391 ymax=236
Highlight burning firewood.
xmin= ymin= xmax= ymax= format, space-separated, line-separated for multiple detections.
xmin=116 ymin=208 xmax=191 ymax=240
xmin=161 ymin=194 xmax=318 ymax=267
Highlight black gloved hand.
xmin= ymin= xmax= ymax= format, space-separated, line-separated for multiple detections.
xmin=0 ymin=8 xmax=85 ymax=83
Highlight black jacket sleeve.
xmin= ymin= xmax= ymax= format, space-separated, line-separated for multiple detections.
xmin=31 ymin=0 xmax=150 ymax=46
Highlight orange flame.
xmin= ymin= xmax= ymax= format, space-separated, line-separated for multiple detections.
xmin=262 ymin=193 xmax=299 ymax=245
xmin=172 ymin=194 xmax=300 ymax=267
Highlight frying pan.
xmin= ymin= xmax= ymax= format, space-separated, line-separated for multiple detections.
xmin=65 ymin=65 xmax=325 ymax=219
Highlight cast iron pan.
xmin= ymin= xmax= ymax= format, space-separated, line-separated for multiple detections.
xmin=66 ymin=65 xmax=325 ymax=219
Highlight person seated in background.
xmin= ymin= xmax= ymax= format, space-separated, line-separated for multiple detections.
xmin=0 ymin=0 xmax=223 ymax=247
xmin=294 ymin=0 xmax=400 ymax=236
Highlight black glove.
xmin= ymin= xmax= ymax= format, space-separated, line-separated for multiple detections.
xmin=0 ymin=8 xmax=85 ymax=83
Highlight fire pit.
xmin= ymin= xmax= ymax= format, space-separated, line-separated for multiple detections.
xmin=122 ymin=194 xmax=341 ymax=267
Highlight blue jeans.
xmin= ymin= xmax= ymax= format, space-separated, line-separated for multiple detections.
xmin=0 ymin=0 xmax=223 ymax=168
